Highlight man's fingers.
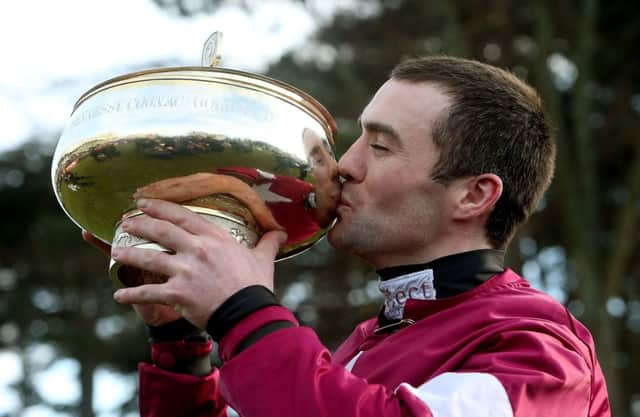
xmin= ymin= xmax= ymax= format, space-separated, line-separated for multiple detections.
xmin=133 ymin=304 xmax=182 ymax=326
xmin=122 ymin=214 xmax=193 ymax=253
xmin=136 ymin=198 xmax=227 ymax=238
xmin=111 ymin=246 xmax=178 ymax=277
xmin=254 ymin=230 xmax=287 ymax=260
xmin=114 ymin=284 xmax=171 ymax=306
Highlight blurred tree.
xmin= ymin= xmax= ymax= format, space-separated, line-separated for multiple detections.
xmin=0 ymin=140 xmax=149 ymax=416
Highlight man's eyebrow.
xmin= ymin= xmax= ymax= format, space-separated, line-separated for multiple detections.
xmin=308 ymin=145 xmax=321 ymax=156
xmin=358 ymin=116 xmax=402 ymax=145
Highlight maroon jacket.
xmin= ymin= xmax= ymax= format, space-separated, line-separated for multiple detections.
xmin=139 ymin=270 xmax=610 ymax=417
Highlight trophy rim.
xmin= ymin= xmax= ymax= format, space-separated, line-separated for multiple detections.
xmin=71 ymin=66 xmax=338 ymax=143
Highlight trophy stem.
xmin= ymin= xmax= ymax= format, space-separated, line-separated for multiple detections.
xmin=109 ymin=205 xmax=259 ymax=288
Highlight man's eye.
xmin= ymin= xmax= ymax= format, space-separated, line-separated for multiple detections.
xmin=369 ymin=143 xmax=389 ymax=151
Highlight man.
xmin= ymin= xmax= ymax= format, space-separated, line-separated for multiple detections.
xmin=104 ymin=56 xmax=610 ymax=416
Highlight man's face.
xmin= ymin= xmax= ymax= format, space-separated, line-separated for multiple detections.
xmin=328 ymin=79 xmax=454 ymax=267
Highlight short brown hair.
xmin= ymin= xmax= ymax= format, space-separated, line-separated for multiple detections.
xmin=391 ymin=56 xmax=555 ymax=248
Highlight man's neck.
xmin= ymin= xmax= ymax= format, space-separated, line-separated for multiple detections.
xmin=370 ymin=240 xmax=496 ymax=270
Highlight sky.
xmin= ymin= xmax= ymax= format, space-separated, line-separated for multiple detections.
xmin=0 ymin=0 xmax=321 ymax=415
xmin=0 ymin=0 xmax=320 ymax=155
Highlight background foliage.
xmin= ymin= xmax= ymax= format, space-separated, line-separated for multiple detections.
xmin=1 ymin=0 xmax=639 ymax=416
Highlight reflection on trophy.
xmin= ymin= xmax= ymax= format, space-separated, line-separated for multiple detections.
xmin=301 ymin=127 xmax=340 ymax=228
xmin=51 ymin=32 xmax=338 ymax=288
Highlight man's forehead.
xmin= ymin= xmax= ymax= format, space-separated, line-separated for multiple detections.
xmin=361 ymin=79 xmax=451 ymax=131
xmin=360 ymin=80 xmax=411 ymax=121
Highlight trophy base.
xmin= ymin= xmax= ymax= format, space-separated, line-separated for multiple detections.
xmin=109 ymin=205 xmax=260 ymax=288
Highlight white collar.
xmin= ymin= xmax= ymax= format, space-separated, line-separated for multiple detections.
xmin=378 ymin=269 xmax=436 ymax=320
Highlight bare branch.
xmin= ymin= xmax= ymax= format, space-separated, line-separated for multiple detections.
xmin=571 ymin=0 xmax=600 ymax=258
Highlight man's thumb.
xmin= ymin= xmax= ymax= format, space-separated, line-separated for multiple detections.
xmin=255 ymin=230 xmax=287 ymax=257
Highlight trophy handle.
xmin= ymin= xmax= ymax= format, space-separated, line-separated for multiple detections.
xmin=202 ymin=31 xmax=223 ymax=67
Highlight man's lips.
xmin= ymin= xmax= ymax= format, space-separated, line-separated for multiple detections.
xmin=336 ymin=196 xmax=353 ymax=219
xmin=337 ymin=195 xmax=351 ymax=208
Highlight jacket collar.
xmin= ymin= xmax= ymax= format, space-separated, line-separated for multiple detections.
xmin=376 ymin=249 xmax=505 ymax=324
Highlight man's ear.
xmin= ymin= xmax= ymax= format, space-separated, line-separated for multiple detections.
xmin=451 ymin=174 xmax=503 ymax=221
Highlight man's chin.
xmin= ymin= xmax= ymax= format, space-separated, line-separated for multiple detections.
xmin=327 ymin=220 xmax=347 ymax=249
xmin=326 ymin=223 xmax=339 ymax=247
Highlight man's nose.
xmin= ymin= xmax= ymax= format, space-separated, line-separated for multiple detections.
xmin=337 ymin=161 xmax=353 ymax=183
xmin=337 ymin=139 xmax=363 ymax=183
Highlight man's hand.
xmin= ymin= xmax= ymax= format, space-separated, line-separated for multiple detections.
xmin=134 ymin=172 xmax=284 ymax=232
xmin=110 ymin=198 xmax=287 ymax=329
xmin=81 ymin=230 xmax=182 ymax=326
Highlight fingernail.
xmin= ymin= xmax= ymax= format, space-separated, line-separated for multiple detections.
xmin=137 ymin=198 xmax=149 ymax=209
xmin=111 ymin=248 xmax=121 ymax=259
xmin=113 ymin=290 xmax=122 ymax=301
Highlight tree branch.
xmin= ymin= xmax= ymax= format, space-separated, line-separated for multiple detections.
xmin=571 ymin=0 xmax=600 ymax=259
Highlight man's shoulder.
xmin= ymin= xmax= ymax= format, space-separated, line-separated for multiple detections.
xmin=462 ymin=270 xmax=571 ymax=325
xmin=459 ymin=270 xmax=597 ymax=352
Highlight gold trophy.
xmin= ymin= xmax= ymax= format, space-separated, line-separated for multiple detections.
xmin=51 ymin=33 xmax=339 ymax=287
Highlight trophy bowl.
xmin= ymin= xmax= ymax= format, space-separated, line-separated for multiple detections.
xmin=51 ymin=34 xmax=339 ymax=287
